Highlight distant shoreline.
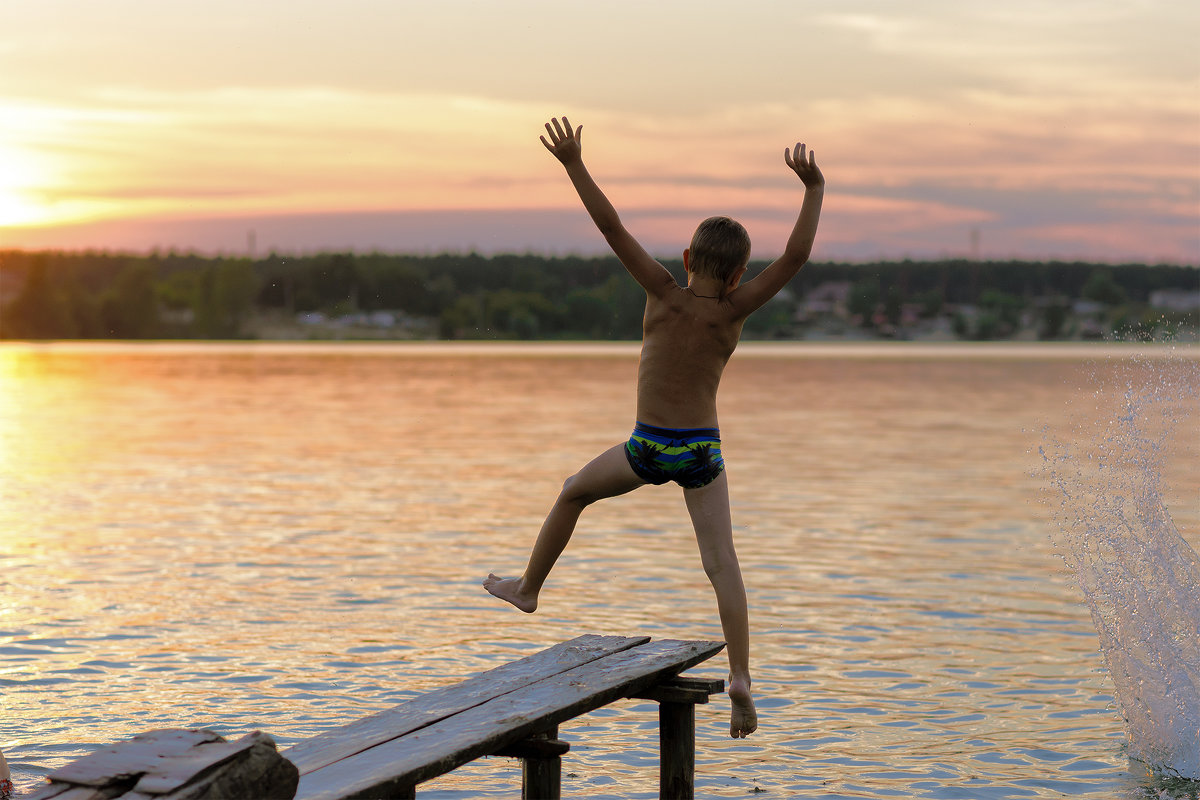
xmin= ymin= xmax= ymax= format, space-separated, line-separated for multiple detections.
xmin=2 ymin=250 xmax=1196 ymax=343
xmin=2 ymin=339 xmax=1196 ymax=360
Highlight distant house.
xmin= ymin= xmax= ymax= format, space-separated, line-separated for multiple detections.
xmin=1071 ymin=299 xmax=1108 ymax=316
xmin=159 ymin=307 xmax=196 ymax=325
xmin=1149 ymin=289 xmax=1200 ymax=312
xmin=796 ymin=281 xmax=851 ymax=321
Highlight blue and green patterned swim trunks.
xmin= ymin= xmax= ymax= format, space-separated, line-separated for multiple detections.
xmin=624 ymin=422 xmax=725 ymax=489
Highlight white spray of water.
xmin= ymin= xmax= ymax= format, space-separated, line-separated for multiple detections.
xmin=1038 ymin=351 xmax=1200 ymax=780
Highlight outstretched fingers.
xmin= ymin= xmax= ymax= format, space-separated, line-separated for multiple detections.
xmin=785 ymin=142 xmax=815 ymax=169
xmin=784 ymin=141 xmax=823 ymax=189
xmin=784 ymin=142 xmax=801 ymax=168
xmin=540 ymin=116 xmax=582 ymax=155
xmin=540 ymin=116 xmax=585 ymax=166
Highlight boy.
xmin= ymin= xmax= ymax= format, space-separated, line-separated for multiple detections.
xmin=484 ymin=117 xmax=824 ymax=738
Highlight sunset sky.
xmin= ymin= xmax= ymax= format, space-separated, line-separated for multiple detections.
xmin=1 ymin=1 xmax=1197 ymax=263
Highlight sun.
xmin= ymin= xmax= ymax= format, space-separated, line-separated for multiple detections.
xmin=0 ymin=144 xmax=52 ymax=227
xmin=0 ymin=191 xmax=39 ymax=227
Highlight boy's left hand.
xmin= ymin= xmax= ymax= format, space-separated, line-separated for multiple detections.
xmin=541 ymin=116 xmax=583 ymax=165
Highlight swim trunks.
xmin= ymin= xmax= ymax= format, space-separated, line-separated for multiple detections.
xmin=624 ymin=422 xmax=725 ymax=489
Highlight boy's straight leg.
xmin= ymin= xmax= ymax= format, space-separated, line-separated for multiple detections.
xmin=683 ymin=470 xmax=758 ymax=738
xmin=484 ymin=443 xmax=645 ymax=612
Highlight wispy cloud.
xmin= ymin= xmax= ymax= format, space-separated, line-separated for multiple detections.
xmin=0 ymin=1 xmax=1195 ymax=261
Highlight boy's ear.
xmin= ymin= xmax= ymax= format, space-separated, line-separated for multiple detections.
xmin=728 ymin=265 xmax=748 ymax=288
xmin=682 ymin=248 xmax=691 ymax=273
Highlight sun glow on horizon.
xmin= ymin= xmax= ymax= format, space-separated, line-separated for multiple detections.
xmin=0 ymin=1 xmax=1195 ymax=261
xmin=0 ymin=144 xmax=54 ymax=227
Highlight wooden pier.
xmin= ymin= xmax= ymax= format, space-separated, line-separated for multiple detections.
xmin=29 ymin=634 xmax=726 ymax=800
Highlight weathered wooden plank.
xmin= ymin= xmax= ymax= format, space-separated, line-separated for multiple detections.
xmin=23 ymin=786 xmax=71 ymax=800
xmin=136 ymin=731 xmax=295 ymax=797
xmin=32 ymin=731 xmax=296 ymax=800
xmin=158 ymin=732 xmax=297 ymax=800
xmin=28 ymin=788 xmax=110 ymax=800
xmin=131 ymin=732 xmax=266 ymax=794
xmin=284 ymin=633 xmax=648 ymax=775
xmin=295 ymin=639 xmax=725 ymax=800
xmin=45 ymin=730 xmax=223 ymax=787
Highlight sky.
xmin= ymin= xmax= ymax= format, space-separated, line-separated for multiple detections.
xmin=0 ymin=0 xmax=1197 ymax=263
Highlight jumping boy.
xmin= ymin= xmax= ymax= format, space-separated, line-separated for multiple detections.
xmin=484 ymin=117 xmax=824 ymax=738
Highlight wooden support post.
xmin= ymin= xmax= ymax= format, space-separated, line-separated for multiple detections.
xmin=522 ymin=725 xmax=561 ymax=800
xmin=631 ymin=675 xmax=723 ymax=800
xmin=658 ymin=701 xmax=695 ymax=800
xmin=494 ymin=725 xmax=569 ymax=800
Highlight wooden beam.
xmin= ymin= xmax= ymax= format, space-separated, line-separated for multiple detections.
xmin=492 ymin=738 xmax=570 ymax=759
xmin=632 ymin=676 xmax=724 ymax=705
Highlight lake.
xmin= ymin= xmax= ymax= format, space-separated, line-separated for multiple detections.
xmin=1 ymin=341 xmax=1197 ymax=799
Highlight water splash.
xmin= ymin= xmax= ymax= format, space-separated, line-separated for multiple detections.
xmin=1037 ymin=348 xmax=1200 ymax=781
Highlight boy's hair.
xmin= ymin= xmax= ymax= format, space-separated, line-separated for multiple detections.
xmin=689 ymin=216 xmax=751 ymax=282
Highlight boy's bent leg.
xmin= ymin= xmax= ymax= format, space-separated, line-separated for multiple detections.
xmin=683 ymin=471 xmax=758 ymax=738
xmin=484 ymin=443 xmax=645 ymax=613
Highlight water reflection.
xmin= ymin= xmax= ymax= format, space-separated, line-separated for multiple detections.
xmin=0 ymin=342 xmax=1196 ymax=798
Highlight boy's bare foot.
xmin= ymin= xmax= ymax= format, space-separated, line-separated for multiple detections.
xmin=482 ymin=573 xmax=538 ymax=613
xmin=728 ymin=676 xmax=757 ymax=738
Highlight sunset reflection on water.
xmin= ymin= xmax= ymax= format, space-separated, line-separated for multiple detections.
xmin=1 ymin=342 xmax=1196 ymax=798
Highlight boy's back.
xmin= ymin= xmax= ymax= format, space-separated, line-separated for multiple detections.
xmin=636 ymin=285 xmax=744 ymax=429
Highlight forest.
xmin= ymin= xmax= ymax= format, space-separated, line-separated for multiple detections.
xmin=0 ymin=249 xmax=1196 ymax=342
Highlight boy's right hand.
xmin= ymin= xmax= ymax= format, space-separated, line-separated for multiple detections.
xmin=785 ymin=142 xmax=824 ymax=190
xmin=541 ymin=116 xmax=583 ymax=166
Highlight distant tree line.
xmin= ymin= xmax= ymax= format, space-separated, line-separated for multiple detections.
xmin=0 ymin=248 xmax=1195 ymax=341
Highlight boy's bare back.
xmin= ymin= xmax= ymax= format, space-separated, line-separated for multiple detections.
xmin=635 ymin=288 xmax=743 ymax=428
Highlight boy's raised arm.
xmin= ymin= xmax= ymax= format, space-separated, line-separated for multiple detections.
xmin=728 ymin=143 xmax=825 ymax=316
xmin=541 ymin=117 xmax=675 ymax=297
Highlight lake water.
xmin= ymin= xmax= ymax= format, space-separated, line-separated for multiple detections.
xmin=1 ymin=341 xmax=1197 ymax=799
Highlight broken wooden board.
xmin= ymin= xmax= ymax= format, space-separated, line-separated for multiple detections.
xmin=29 ymin=730 xmax=297 ymax=800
